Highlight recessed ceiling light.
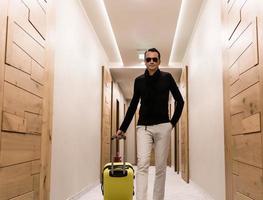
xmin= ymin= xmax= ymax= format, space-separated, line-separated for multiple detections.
xmin=138 ymin=53 xmax=144 ymax=60
xmin=137 ymin=49 xmax=146 ymax=61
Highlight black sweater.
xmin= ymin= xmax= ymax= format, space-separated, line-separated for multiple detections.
xmin=119 ymin=69 xmax=184 ymax=133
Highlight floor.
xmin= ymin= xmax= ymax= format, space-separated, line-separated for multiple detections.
xmin=78 ymin=166 xmax=213 ymax=200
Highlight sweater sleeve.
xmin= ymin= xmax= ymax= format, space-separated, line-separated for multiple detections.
xmin=169 ymin=74 xmax=184 ymax=126
xmin=119 ymin=78 xmax=140 ymax=132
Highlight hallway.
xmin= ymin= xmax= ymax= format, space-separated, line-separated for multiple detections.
xmin=0 ymin=0 xmax=262 ymax=200
xmin=79 ymin=167 xmax=212 ymax=200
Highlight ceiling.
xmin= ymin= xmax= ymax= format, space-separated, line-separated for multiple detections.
xmin=103 ymin=0 xmax=182 ymax=66
xmin=81 ymin=0 xmax=204 ymax=100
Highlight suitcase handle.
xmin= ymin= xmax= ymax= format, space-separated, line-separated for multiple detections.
xmin=111 ymin=134 xmax=126 ymax=140
xmin=110 ymin=135 xmax=126 ymax=175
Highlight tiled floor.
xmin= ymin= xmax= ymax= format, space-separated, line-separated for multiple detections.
xmin=78 ymin=166 xmax=213 ymax=200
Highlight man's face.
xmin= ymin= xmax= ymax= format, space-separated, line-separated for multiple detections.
xmin=145 ymin=51 xmax=160 ymax=74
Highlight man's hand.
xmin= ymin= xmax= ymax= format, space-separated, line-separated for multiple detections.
xmin=116 ymin=130 xmax=125 ymax=139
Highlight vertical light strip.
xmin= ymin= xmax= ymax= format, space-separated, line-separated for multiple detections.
xmin=169 ymin=0 xmax=204 ymax=66
xmin=168 ymin=0 xmax=184 ymax=66
xmin=98 ymin=0 xmax=123 ymax=66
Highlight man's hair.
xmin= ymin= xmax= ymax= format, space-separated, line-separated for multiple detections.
xmin=144 ymin=48 xmax=161 ymax=60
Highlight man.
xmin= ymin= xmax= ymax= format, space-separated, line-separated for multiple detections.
xmin=116 ymin=48 xmax=184 ymax=200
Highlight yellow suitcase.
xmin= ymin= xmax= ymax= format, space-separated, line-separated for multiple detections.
xmin=101 ymin=135 xmax=135 ymax=200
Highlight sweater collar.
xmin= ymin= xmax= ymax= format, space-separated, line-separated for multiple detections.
xmin=144 ymin=68 xmax=161 ymax=79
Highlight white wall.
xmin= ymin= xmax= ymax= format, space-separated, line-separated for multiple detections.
xmin=183 ymin=0 xmax=225 ymax=199
xmin=50 ymin=0 xmax=109 ymax=199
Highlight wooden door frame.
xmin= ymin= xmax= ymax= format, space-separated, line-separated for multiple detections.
xmin=222 ymin=1 xmax=232 ymax=198
xmin=174 ymin=123 xmax=180 ymax=173
xmin=134 ymin=109 xmax=138 ymax=165
xmin=40 ymin=1 xmax=55 ymax=199
xmin=0 ymin=0 xmax=8 ymax=165
xmin=114 ymin=98 xmax=121 ymax=161
xmin=180 ymin=65 xmax=189 ymax=183
xmin=100 ymin=66 xmax=113 ymax=175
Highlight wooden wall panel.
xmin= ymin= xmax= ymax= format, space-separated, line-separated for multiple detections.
xmin=2 ymin=112 xmax=26 ymax=133
xmin=3 ymin=82 xmax=43 ymax=117
xmin=230 ymin=83 xmax=259 ymax=117
xmin=24 ymin=112 xmax=42 ymax=134
xmin=228 ymin=0 xmax=257 ymax=45
xmin=232 ymin=160 xmax=239 ymax=175
xmin=31 ymin=160 xmax=40 ymax=175
xmin=232 ymin=132 xmax=262 ymax=167
xmin=228 ymin=21 xmax=258 ymax=68
xmin=10 ymin=192 xmax=34 ymax=200
xmin=227 ymin=0 xmax=247 ymax=39
xmin=33 ymin=174 xmax=40 ymax=200
xmin=0 ymin=132 xmax=40 ymax=166
xmin=8 ymin=0 xmax=45 ymax=46
xmin=5 ymin=65 xmax=44 ymax=97
xmin=31 ymin=60 xmax=44 ymax=85
xmin=0 ymin=162 xmax=33 ymax=200
xmin=234 ymin=193 xmax=254 ymax=200
xmin=230 ymin=66 xmax=259 ymax=98
xmin=7 ymin=22 xmax=45 ymax=67
xmin=240 ymin=113 xmax=260 ymax=133
xmin=223 ymin=0 xmax=263 ymax=199
xmin=2 ymin=112 xmax=42 ymax=135
xmin=23 ymin=0 xmax=47 ymax=39
xmin=6 ymin=43 xmax=32 ymax=73
xmin=37 ymin=0 xmax=47 ymax=13
xmin=227 ymin=0 xmax=236 ymax=11
xmin=0 ymin=0 xmax=52 ymax=199
xmin=233 ymin=163 xmax=262 ymax=199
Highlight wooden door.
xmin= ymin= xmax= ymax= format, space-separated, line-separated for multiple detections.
xmin=167 ymin=104 xmax=172 ymax=167
xmin=180 ymin=66 xmax=189 ymax=183
xmin=101 ymin=66 xmax=112 ymax=172
xmin=0 ymin=0 xmax=53 ymax=199
xmin=175 ymin=123 xmax=180 ymax=173
xmin=134 ymin=109 xmax=139 ymax=166
xmin=222 ymin=0 xmax=263 ymax=199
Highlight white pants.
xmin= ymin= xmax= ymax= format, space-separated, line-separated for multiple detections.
xmin=136 ymin=122 xmax=172 ymax=200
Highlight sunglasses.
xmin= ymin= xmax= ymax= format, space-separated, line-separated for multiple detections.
xmin=145 ymin=57 xmax=159 ymax=63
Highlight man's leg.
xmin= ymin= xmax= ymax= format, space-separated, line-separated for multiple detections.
xmin=136 ymin=126 xmax=153 ymax=200
xmin=152 ymin=123 xmax=172 ymax=200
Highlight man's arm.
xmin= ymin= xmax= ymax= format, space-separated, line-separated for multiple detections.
xmin=169 ymin=74 xmax=184 ymax=127
xmin=118 ymin=79 xmax=140 ymax=134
